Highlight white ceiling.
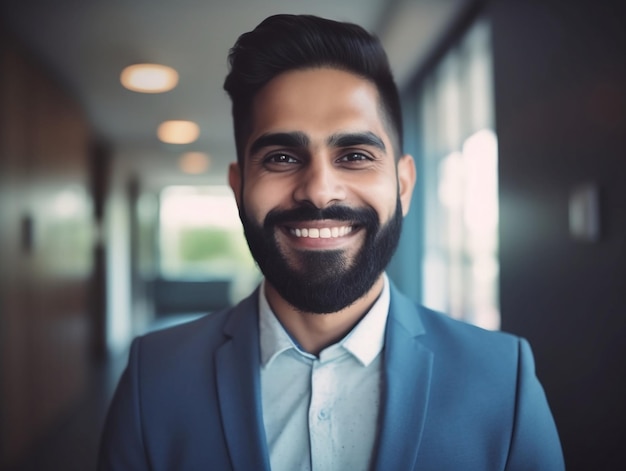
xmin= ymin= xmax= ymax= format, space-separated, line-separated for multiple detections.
xmin=1 ymin=0 xmax=471 ymax=188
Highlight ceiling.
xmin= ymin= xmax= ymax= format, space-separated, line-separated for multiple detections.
xmin=1 ymin=0 xmax=471 ymax=188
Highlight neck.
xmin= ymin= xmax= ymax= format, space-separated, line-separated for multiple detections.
xmin=264 ymin=275 xmax=384 ymax=356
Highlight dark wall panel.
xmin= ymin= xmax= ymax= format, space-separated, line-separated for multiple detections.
xmin=491 ymin=0 xmax=626 ymax=469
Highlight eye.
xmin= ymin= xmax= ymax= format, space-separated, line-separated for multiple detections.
xmin=262 ymin=152 xmax=301 ymax=170
xmin=337 ymin=152 xmax=372 ymax=163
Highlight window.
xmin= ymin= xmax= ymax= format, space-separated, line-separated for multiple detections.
xmin=419 ymin=19 xmax=500 ymax=330
xmin=158 ymin=185 xmax=260 ymax=304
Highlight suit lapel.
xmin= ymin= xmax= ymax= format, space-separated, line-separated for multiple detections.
xmin=373 ymin=285 xmax=434 ymax=471
xmin=215 ymin=291 xmax=271 ymax=471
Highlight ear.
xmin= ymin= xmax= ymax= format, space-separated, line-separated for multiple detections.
xmin=228 ymin=162 xmax=242 ymax=208
xmin=397 ymin=154 xmax=416 ymax=216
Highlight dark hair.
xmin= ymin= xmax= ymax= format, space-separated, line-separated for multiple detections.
xmin=223 ymin=14 xmax=403 ymax=165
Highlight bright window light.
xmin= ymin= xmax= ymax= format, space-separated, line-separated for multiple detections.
xmin=52 ymin=185 xmax=86 ymax=218
xmin=463 ymin=129 xmax=499 ymax=238
xmin=420 ymin=19 xmax=500 ymax=330
xmin=437 ymin=152 xmax=464 ymax=209
xmin=159 ymin=186 xmax=260 ymax=301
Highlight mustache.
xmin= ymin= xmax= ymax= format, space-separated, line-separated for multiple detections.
xmin=263 ymin=204 xmax=379 ymax=230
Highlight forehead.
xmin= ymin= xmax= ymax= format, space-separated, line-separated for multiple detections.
xmin=247 ymin=68 xmax=392 ymax=152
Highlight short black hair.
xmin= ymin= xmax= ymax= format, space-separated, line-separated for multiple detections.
xmin=223 ymin=14 xmax=403 ymax=165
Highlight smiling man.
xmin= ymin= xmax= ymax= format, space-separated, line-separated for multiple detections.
xmin=230 ymin=66 xmax=414 ymax=351
xmin=99 ymin=14 xmax=564 ymax=471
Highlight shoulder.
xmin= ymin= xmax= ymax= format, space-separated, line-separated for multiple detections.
xmin=140 ymin=308 xmax=231 ymax=349
xmin=418 ymin=304 xmax=520 ymax=354
xmin=100 ymin=293 xmax=260 ymax=469
xmin=129 ymin=290 xmax=258 ymax=372
xmin=389 ymin=285 xmax=521 ymax=355
xmin=388 ymin=286 xmax=525 ymax=379
xmin=387 ymin=293 xmax=564 ymax=469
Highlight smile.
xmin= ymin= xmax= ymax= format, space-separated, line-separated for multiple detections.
xmin=289 ymin=225 xmax=354 ymax=239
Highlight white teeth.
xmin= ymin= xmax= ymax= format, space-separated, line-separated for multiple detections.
xmin=290 ymin=225 xmax=353 ymax=239
xmin=319 ymin=228 xmax=331 ymax=238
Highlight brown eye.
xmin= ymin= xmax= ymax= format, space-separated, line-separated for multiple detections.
xmin=339 ymin=152 xmax=371 ymax=162
xmin=265 ymin=153 xmax=299 ymax=164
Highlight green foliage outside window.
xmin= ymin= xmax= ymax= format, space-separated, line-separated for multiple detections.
xmin=179 ymin=228 xmax=231 ymax=262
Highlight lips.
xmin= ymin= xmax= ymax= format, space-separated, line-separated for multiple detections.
xmin=289 ymin=225 xmax=354 ymax=239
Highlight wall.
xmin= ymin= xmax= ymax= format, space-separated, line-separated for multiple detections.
xmin=0 ymin=37 xmax=94 ymax=466
xmin=490 ymin=0 xmax=626 ymax=468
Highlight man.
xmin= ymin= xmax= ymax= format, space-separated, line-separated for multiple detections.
xmin=99 ymin=14 xmax=564 ymax=471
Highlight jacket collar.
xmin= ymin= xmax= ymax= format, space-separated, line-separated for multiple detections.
xmin=372 ymin=283 xmax=433 ymax=471
xmin=216 ymin=288 xmax=272 ymax=471
xmin=216 ymin=283 xmax=433 ymax=471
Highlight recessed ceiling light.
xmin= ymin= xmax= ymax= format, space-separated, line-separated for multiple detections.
xmin=157 ymin=120 xmax=200 ymax=144
xmin=120 ymin=64 xmax=178 ymax=93
xmin=179 ymin=152 xmax=211 ymax=174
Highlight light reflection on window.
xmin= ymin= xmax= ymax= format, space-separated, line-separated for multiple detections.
xmin=420 ymin=19 xmax=500 ymax=330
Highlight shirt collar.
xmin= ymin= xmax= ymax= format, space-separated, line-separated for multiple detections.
xmin=259 ymin=275 xmax=390 ymax=368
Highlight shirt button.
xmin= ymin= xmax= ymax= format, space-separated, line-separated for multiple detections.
xmin=318 ymin=409 xmax=329 ymax=420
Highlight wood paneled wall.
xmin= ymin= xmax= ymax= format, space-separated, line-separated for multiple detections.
xmin=0 ymin=37 xmax=93 ymax=466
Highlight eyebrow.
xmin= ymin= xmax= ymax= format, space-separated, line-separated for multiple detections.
xmin=327 ymin=131 xmax=386 ymax=152
xmin=248 ymin=132 xmax=310 ymax=155
xmin=247 ymin=130 xmax=387 ymax=156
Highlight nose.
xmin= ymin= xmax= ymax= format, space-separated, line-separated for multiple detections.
xmin=292 ymin=158 xmax=346 ymax=209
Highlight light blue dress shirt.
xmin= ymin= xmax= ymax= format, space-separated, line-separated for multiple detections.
xmin=258 ymin=275 xmax=390 ymax=471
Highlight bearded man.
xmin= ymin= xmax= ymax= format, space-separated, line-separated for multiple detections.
xmin=99 ymin=14 xmax=564 ymax=471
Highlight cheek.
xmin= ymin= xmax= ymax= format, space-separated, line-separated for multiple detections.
xmin=352 ymin=174 xmax=398 ymax=222
xmin=242 ymin=179 xmax=286 ymax=222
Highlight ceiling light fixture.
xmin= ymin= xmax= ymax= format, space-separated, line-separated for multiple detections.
xmin=179 ymin=152 xmax=211 ymax=175
xmin=120 ymin=64 xmax=179 ymax=93
xmin=157 ymin=120 xmax=200 ymax=144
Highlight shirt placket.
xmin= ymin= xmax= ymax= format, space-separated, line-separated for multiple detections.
xmin=308 ymin=356 xmax=338 ymax=471
xmin=309 ymin=345 xmax=349 ymax=471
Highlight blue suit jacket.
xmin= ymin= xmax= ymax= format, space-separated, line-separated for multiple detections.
xmin=99 ymin=284 xmax=564 ymax=470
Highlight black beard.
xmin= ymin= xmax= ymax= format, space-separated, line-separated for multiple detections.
xmin=240 ymin=200 xmax=403 ymax=314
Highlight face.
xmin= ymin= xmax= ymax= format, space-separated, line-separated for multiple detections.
xmin=229 ymin=68 xmax=415 ymax=313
